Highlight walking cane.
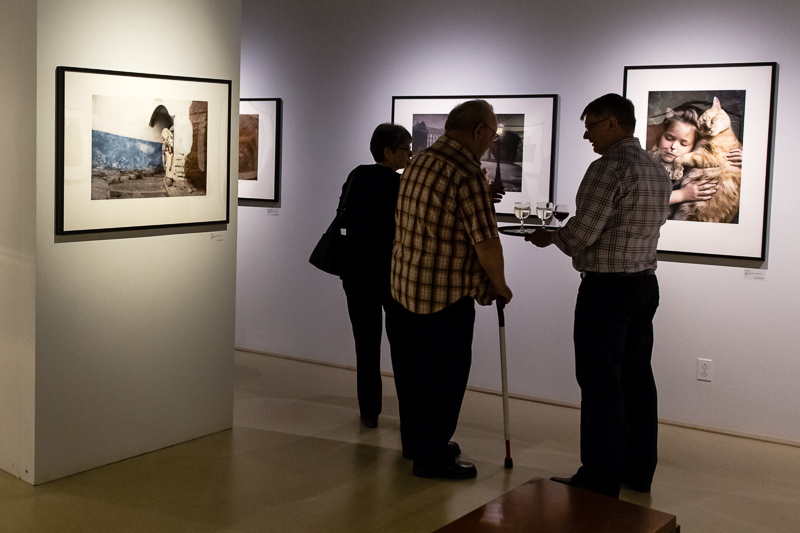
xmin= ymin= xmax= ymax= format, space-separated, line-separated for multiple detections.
xmin=496 ymin=296 xmax=513 ymax=469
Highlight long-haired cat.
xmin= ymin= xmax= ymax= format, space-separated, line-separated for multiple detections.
xmin=671 ymin=97 xmax=742 ymax=223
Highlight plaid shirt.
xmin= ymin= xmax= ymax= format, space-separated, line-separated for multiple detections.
xmin=553 ymin=137 xmax=671 ymax=273
xmin=391 ymin=135 xmax=498 ymax=314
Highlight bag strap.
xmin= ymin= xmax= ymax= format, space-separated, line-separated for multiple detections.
xmin=336 ymin=172 xmax=356 ymax=215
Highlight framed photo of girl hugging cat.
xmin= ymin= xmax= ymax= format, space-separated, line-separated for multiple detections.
xmin=624 ymin=62 xmax=777 ymax=260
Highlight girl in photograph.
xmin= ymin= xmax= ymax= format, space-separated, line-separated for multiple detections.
xmin=648 ymin=104 xmax=741 ymax=218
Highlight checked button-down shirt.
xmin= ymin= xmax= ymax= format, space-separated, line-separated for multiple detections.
xmin=553 ymin=137 xmax=672 ymax=273
xmin=391 ymin=135 xmax=499 ymax=314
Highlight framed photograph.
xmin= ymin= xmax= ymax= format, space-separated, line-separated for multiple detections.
xmin=624 ymin=63 xmax=777 ymax=260
xmin=238 ymin=98 xmax=282 ymax=202
xmin=56 ymin=66 xmax=232 ymax=235
xmin=392 ymin=95 xmax=557 ymax=216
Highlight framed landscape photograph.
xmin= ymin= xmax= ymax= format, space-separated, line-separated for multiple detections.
xmin=56 ymin=66 xmax=232 ymax=235
xmin=392 ymin=95 xmax=557 ymax=216
xmin=238 ymin=98 xmax=282 ymax=202
xmin=624 ymin=62 xmax=777 ymax=260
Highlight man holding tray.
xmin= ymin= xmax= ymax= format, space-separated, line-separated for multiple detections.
xmin=526 ymin=93 xmax=671 ymax=498
xmin=389 ymin=99 xmax=513 ymax=480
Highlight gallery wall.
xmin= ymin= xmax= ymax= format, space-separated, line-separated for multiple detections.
xmin=0 ymin=0 xmax=37 ymax=478
xmin=236 ymin=0 xmax=800 ymax=445
xmin=25 ymin=0 xmax=241 ymax=484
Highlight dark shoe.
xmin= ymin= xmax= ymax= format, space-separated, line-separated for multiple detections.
xmin=360 ymin=416 xmax=378 ymax=429
xmin=413 ymin=460 xmax=477 ymax=480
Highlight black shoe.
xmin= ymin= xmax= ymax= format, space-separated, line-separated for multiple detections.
xmin=412 ymin=460 xmax=477 ymax=480
xmin=360 ymin=416 xmax=378 ymax=429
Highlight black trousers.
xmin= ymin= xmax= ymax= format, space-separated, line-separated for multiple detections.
xmin=573 ymin=274 xmax=660 ymax=497
xmin=387 ymin=297 xmax=474 ymax=469
xmin=342 ymin=278 xmax=392 ymax=420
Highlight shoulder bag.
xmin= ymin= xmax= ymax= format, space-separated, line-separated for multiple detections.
xmin=309 ymin=175 xmax=355 ymax=276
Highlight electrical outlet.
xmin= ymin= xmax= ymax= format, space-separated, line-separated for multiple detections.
xmin=697 ymin=358 xmax=713 ymax=382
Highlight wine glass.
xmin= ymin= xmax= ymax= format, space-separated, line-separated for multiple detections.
xmin=513 ymin=201 xmax=531 ymax=233
xmin=553 ymin=204 xmax=570 ymax=227
xmin=536 ymin=202 xmax=554 ymax=228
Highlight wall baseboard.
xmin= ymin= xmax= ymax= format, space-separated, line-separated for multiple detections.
xmin=235 ymin=347 xmax=800 ymax=450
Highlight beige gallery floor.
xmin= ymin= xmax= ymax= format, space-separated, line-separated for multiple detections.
xmin=1 ymin=350 xmax=799 ymax=532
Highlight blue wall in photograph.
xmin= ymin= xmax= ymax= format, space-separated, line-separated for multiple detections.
xmin=92 ymin=130 xmax=163 ymax=170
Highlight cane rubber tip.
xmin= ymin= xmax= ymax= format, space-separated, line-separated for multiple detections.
xmin=504 ymin=458 xmax=513 ymax=469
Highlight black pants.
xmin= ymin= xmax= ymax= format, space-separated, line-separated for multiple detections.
xmin=573 ymin=274 xmax=660 ymax=497
xmin=342 ymin=278 xmax=392 ymax=420
xmin=387 ymin=297 xmax=474 ymax=469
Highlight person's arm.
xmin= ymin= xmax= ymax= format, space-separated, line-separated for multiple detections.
xmin=546 ymin=160 xmax=616 ymax=257
xmin=525 ymin=228 xmax=554 ymax=247
xmin=474 ymin=237 xmax=513 ymax=304
xmin=482 ymin=167 xmax=506 ymax=203
xmin=670 ymin=148 xmax=738 ymax=206
xmin=669 ymin=179 xmax=717 ymax=205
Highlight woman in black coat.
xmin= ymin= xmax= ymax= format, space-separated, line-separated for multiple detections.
xmin=340 ymin=123 xmax=412 ymax=428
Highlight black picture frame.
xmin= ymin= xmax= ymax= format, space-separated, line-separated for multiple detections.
xmin=392 ymin=94 xmax=558 ymax=216
xmin=238 ymin=98 xmax=282 ymax=203
xmin=56 ymin=66 xmax=232 ymax=235
xmin=624 ymin=62 xmax=778 ymax=260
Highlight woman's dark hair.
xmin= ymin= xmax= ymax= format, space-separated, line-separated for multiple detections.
xmin=370 ymin=123 xmax=412 ymax=162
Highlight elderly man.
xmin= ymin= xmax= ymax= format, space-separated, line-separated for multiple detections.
xmin=388 ymin=100 xmax=513 ymax=480
xmin=526 ymin=94 xmax=671 ymax=497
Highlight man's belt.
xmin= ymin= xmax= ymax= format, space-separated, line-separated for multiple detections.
xmin=580 ymin=269 xmax=655 ymax=279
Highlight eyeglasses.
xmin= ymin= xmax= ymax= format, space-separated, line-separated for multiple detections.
xmin=481 ymin=123 xmax=501 ymax=142
xmin=584 ymin=117 xmax=610 ymax=133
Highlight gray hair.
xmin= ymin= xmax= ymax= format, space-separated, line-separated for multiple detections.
xmin=445 ymin=99 xmax=495 ymax=133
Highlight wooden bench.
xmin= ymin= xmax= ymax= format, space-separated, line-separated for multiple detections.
xmin=435 ymin=478 xmax=678 ymax=532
